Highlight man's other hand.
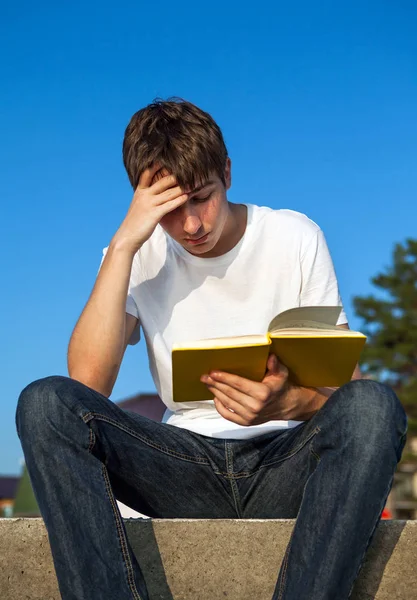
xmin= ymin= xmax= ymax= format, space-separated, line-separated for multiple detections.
xmin=200 ymin=354 xmax=328 ymax=426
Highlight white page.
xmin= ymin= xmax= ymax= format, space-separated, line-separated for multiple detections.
xmin=268 ymin=306 xmax=342 ymax=333
xmin=173 ymin=334 xmax=269 ymax=350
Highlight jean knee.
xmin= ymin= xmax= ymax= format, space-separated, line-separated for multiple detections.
xmin=340 ymin=379 xmax=407 ymax=442
xmin=16 ymin=375 xmax=71 ymax=440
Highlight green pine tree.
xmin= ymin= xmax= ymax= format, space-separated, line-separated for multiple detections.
xmin=13 ymin=463 xmax=40 ymax=517
xmin=353 ymin=238 xmax=417 ymax=434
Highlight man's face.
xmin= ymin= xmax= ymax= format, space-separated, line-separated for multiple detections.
xmin=157 ymin=159 xmax=232 ymax=257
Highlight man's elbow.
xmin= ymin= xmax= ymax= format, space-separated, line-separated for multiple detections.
xmin=67 ymin=368 xmax=114 ymax=397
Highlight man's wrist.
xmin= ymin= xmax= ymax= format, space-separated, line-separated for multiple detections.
xmin=295 ymin=388 xmax=328 ymax=421
xmin=109 ymin=233 xmax=142 ymax=257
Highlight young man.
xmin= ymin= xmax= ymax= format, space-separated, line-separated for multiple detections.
xmin=16 ymin=99 xmax=407 ymax=600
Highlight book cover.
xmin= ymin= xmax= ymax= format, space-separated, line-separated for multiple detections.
xmin=171 ymin=306 xmax=367 ymax=403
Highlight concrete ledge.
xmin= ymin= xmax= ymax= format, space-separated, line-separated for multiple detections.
xmin=0 ymin=518 xmax=416 ymax=599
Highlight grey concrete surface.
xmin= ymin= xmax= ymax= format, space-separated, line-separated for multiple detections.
xmin=0 ymin=518 xmax=416 ymax=599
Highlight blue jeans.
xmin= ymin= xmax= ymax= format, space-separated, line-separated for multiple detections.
xmin=15 ymin=376 xmax=407 ymax=600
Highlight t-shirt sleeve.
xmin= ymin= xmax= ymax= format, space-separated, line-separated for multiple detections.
xmin=97 ymin=247 xmax=141 ymax=346
xmin=299 ymin=229 xmax=348 ymax=325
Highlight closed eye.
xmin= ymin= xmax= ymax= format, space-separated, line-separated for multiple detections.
xmin=192 ymin=193 xmax=211 ymax=203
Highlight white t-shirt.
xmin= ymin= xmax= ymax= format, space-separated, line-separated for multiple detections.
xmin=100 ymin=204 xmax=347 ymax=440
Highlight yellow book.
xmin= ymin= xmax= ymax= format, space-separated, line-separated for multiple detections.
xmin=172 ymin=306 xmax=367 ymax=403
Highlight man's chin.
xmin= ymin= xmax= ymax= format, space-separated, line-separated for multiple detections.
xmin=186 ymin=244 xmax=213 ymax=256
xmin=183 ymin=237 xmax=218 ymax=257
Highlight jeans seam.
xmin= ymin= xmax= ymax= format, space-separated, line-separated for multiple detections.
xmin=261 ymin=426 xmax=321 ymax=468
xmin=82 ymin=411 xmax=94 ymax=423
xmin=101 ymin=464 xmax=142 ymax=600
xmin=84 ymin=412 xmax=211 ymax=465
xmin=309 ymin=444 xmax=321 ymax=463
xmin=276 ymin=470 xmax=311 ymax=600
xmin=277 ymin=526 xmax=296 ymax=600
xmin=225 ymin=441 xmax=243 ymax=518
xmin=213 ymin=471 xmax=252 ymax=479
xmin=88 ymin=427 xmax=96 ymax=453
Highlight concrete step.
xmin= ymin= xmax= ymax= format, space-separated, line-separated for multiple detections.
xmin=0 ymin=518 xmax=416 ymax=599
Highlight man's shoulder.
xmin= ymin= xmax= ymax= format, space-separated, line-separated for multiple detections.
xmin=252 ymin=205 xmax=321 ymax=237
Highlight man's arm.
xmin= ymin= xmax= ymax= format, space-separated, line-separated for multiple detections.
xmin=68 ymin=166 xmax=189 ymax=397
xmin=68 ymin=242 xmax=140 ymax=397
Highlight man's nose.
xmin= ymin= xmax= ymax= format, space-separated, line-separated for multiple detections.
xmin=182 ymin=206 xmax=202 ymax=236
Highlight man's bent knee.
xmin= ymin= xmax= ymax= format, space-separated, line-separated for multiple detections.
xmin=15 ymin=375 xmax=73 ymax=440
xmin=336 ymin=378 xmax=407 ymax=443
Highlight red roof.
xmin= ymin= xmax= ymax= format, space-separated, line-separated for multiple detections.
xmin=117 ymin=393 xmax=160 ymax=410
xmin=117 ymin=393 xmax=166 ymax=422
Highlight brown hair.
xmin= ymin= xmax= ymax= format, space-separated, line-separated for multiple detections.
xmin=122 ymin=97 xmax=228 ymax=190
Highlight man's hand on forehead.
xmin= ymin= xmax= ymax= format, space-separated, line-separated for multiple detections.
xmin=151 ymin=166 xmax=172 ymax=186
xmin=149 ymin=164 xmax=213 ymax=196
xmin=113 ymin=163 xmax=189 ymax=251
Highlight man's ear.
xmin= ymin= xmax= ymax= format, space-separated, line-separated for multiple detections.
xmin=224 ymin=157 xmax=232 ymax=190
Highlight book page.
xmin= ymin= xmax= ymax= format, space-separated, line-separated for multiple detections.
xmin=173 ymin=334 xmax=270 ymax=350
xmin=268 ymin=306 xmax=342 ymax=333
xmin=270 ymin=328 xmax=365 ymax=337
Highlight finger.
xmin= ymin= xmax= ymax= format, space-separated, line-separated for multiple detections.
xmin=151 ymin=166 xmax=171 ymax=185
xmin=207 ymin=370 xmax=259 ymax=397
xmin=265 ymin=355 xmax=288 ymax=380
xmin=206 ymin=383 xmax=255 ymax=422
xmin=155 ymin=185 xmax=187 ymax=205
xmin=156 ymin=193 xmax=189 ymax=216
xmin=151 ymin=174 xmax=179 ymax=195
xmin=266 ymin=354 xmax=278 ymax=372
xmin=211 ymin=392 xmax=251 ymax=426
xmin=138 ymin=163 xmax=161 ymax=189
xmin=203 ymin=376 xmax=255 ymax=411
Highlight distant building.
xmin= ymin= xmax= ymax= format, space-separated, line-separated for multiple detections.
xmin=0 ymin=476 xmax=19 ymax=517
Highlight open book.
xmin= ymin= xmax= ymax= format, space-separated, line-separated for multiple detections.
xmin=172 ymin=306 xmax=366 ymax=403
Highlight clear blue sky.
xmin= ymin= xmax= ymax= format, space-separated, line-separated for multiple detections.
xmin=1 ymin=1 xmax=416 ymax=475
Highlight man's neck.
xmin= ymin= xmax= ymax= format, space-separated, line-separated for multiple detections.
xmin=203 ymin=203 xmax=247 ymax=258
